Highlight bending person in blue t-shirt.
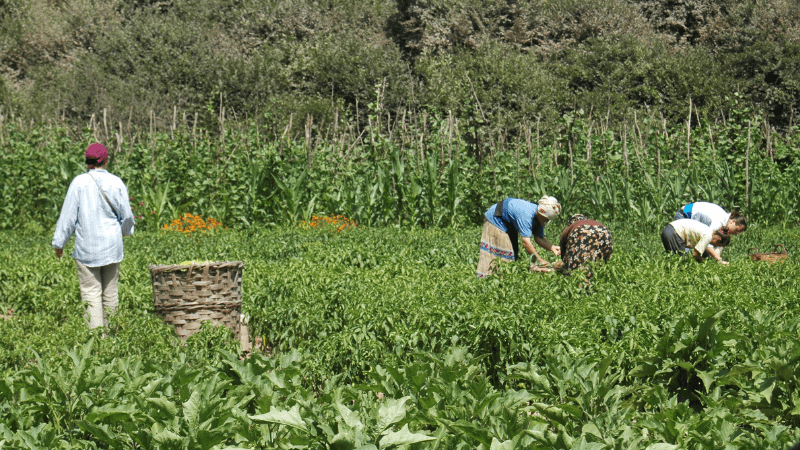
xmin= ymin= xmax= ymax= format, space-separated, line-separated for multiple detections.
xmin=477 ymin=196 xmax=561 ymax=278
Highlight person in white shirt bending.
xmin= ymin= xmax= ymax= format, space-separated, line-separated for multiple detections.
xmin=673 ymin=201 xmax=746 ymax=258
xmin=52 ymin=143 xmax=135 ymax=329
xmin=673 ymin=201 xmax=747 ymax=235
xmin=661 ymin=219 xmax=731 ymax=265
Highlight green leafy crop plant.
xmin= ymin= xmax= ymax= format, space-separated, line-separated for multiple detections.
xmin=1 ymin=223 xmax=799 ymax=448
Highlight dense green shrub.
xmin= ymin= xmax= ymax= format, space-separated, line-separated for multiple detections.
xmin=3 ymin=0 xmax=800 ymax=132
xmin=553 ymin=36 xmax=735 ymax=123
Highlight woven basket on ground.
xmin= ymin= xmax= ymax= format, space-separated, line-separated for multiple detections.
xmin=148 ymin=261 xmax=245 ymax=340
xmin=748 ymin=245 xmax=788 ymax=263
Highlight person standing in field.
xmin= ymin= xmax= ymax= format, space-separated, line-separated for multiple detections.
xmin=477 ymin=196 xmax=561 ymax=278
xmin=661 ymin=218 xmax=730 ymax=264
xmin=52 ymin=143 xmax=135 ymax=329
xmin=558 ymin=214 xmax=613 ymax=279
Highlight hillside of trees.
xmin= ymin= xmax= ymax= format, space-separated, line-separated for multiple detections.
xmin=1 ymin=0 xmax=799 ymax=139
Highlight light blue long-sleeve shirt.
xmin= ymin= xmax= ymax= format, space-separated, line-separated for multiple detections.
xmin=52 ymin=169 xmax=135 ymax=267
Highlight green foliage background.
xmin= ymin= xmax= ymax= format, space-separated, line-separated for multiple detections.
xmin=2 ymin=0 xmax=800 ymax=134
xmin=2 ymin=103 xmax=799 ymax=233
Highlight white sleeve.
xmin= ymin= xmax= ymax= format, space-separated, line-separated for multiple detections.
xmin=694 ymin=232 xmax=713 ymax=254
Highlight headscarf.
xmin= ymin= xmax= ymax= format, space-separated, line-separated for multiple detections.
xmin=537 ymin=196 xmax=561 ymax=220
xmin=568 ymin=214 xmax=589 ymax=225
xmin=85 ymin=143 xmax=108 ymax=165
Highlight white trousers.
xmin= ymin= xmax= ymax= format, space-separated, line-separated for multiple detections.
xmin=75 ymin=260 xmax=120 ymax=329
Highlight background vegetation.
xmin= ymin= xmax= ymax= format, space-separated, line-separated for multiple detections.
xmin=2 ymin=0 xmax=799 ymax=233
xmin=2 ymin=0 xmax=800 ymax=136
xmin=2 ymin=101 xmax=799 ymax=233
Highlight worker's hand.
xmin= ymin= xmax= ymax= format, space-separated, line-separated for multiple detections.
xmin=719 ymin=260 xmax=729 ymax=266
xmin=54 ymin=248 xmax=63 ymax=259
xmin=551 ymin=245 xmax=561 ymax=256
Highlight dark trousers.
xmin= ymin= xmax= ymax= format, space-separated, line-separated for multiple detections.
xmin=661 ymin=224 xmax=687 ymax=254
xmin=507 ymin=228 xmax=520 ymax=261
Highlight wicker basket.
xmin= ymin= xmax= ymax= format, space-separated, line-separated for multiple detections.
xmin=149 ymin=261 xmax=245 ymax=340
xmin=748 ymin=245 xmax=788 ymax=263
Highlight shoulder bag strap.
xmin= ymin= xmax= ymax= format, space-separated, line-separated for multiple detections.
xmin=493 ymin=198 xmax=506 ymax=218
xmin=88 ymin=172 xmax=121 ymax=220
xmin=494 ymin=197 xmax=515 ymax=220
xmin=494 ymin=197 xmax=516 ymax=228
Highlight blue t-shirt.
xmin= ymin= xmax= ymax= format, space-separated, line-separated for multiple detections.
xmin=484 ymin=198 xmax=545 ymax=238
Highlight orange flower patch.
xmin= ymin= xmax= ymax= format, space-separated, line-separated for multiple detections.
xmin=299 ymin=214 xmax=357 ymax=233
xmin=163 ymin=213 xmax=224 ymax=234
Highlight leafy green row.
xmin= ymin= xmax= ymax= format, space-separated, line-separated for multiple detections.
xmin=3 ymin=109 xmax=800 ymax=233
xmin=1 ymin=316 xmax=798 ymax=448
xmin=1 ymin=225 xmax=799 ymax=448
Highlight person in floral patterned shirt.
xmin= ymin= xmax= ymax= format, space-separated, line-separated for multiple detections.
xmin=557 ymin=214 xmax=613 ymax=279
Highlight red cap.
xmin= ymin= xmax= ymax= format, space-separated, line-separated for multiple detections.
xmin=85 ymin=143 xmax=108 ymax=164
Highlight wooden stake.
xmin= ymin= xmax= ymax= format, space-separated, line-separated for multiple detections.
xmin=516 ymin=137 xmax=521 ymax=196
xmin=368 ymin=117 xmax=374 ymax=146
xmin=633 ymin=110 xmax=644 ymax=155
xmin=536 ymin=116 xmax=541 ymax=171
xmin=454 ymin=117 xmax=460 ymax=160
xmin=219 ymin=107 xmax=226 ymax=159
xmin=282 ymin=113 xmax=293 ymax=140
xmin=149 ymin=110 xmax=155 ymax=172
xmin=623 ymin=123 xmax=629 ymax=179
xmin=630 ymin=121 xmax=645 ymax=172
xmin=441 ymin=118 xmax=446 ymax=163
xmin=707 ymin=123 xmax=715 ymax=165
xmin=568 ymin=139 xmax=574 ymax=184
xmin=586 ymin=120 xmax=593 ymax=167
xmin=420 ymin=111 xmax=427 ymax=160
xmin=447 ymin=109 xmax=453 ymax=160
xmin=601 ymin=128 xmax=607 ymax=174
xmin=524 ymin=119 xmax=533 ymax=177
xmin=192 ymin=112 xmax=198 ymax=148
xmin=103 ymin=108 xmax=109 ymax=143
xmin=306 ymin=114 xmax=313 ymax=169
xmin=687 ymin=96 xmax=692 ymax=167
xmin=127 ymin=105 xmax=132 ymax=138
xmin=656 ymin=136 xmax=661 ymax=180
xmin=746 ymin=120 xmax=751 ymax=212
xmin=765 ymin=118 xmax=772 ymax=161
xmin=552 ymin=135 xmax=558 ymax=168
xmin=117 ymin=121 xmax=123 ymax=154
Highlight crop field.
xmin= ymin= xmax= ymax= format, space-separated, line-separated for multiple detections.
xmin=1 ymin=222 xmax=799 ymax=449
xmin=4 ymin=2 xmax=800 ymax=447
xmin=4 ymin=0 xmax=800 ymax=446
